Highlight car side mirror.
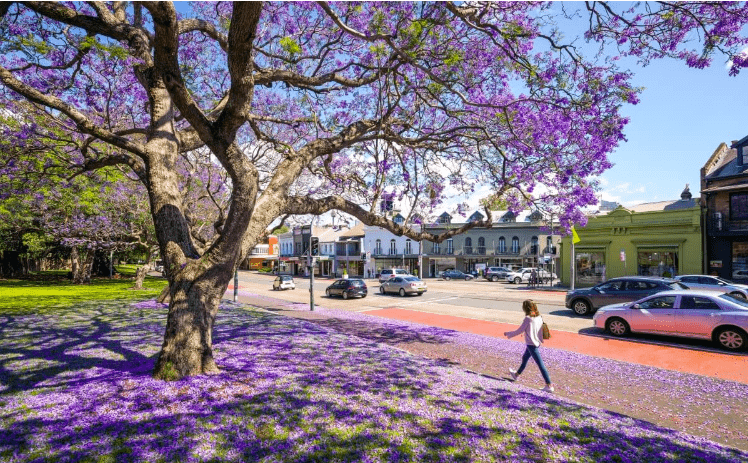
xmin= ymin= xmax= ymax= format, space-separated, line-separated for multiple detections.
xmin=632 ymin=304 xmax=641 ymax=309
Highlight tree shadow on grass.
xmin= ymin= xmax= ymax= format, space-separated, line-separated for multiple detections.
xmin=1 ymin=300 xmax=746 ymax=462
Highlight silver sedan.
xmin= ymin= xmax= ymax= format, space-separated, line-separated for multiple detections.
xmin=380 ymin=276 xmax=428 ymax=297
xmin=675 ymin=275 xmax=748 ymax=299
xmin=593 ymin=290 xmax=748 ymax=351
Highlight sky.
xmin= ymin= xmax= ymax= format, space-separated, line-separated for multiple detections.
xmin=599 ymin=54 xmax=747 ymax=207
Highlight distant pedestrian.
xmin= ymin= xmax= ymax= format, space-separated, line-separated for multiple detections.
xmin=504 ymin=299 xmax=553 ymax=393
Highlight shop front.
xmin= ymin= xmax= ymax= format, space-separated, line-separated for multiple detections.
xmin=559 ymin=203 xmax=701 ymax=287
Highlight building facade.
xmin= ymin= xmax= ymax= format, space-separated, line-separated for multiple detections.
xmin=422 ymin=210 xmax=560 ymax=278
xmin=558 ymin=188 xmax=702 ymax=287
xmin=701 ymin=136 xmax=748 ymax=282
xmin=364 ymin=215 xmax=423 ymax=278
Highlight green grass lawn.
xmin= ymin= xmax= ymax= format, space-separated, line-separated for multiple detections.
xmin=0 ymin=267 xmax=168 ymax=315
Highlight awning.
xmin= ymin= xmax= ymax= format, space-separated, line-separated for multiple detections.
xmin=701 ymin=184 xmax=748 ymax=193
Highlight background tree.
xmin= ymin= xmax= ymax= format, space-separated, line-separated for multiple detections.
xmin=0 ymin=2 xmax=651 ymax=379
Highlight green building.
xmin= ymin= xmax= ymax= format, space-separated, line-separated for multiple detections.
xmin=559 ymin=186 xmax=702 ymax=287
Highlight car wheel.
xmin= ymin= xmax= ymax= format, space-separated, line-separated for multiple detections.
xmin=325 ymin=289 xmax=331 ymax=297
xmin=606 ymin=318 xmax=630 ymax=337
xmin=343 ymin=292 xmax=349 ymax=300
xmin=729 ymin=292 xmax=747 ymax=299
xmin=399 ymin=288 xmax=406 ymax=297
xmin=380 ymin=286 xmax=386 ymax=294
xmin=417 ymin=292 xmax=423 ymax=296
xmin=571 ymin=299 xmax=591 ymax=316
xmin=465 ymin=277 xmax=471 ymax=281
xmin=444 ymin=276 xmax=451 ymax=281
xmin=715 ymin=327 xmax=747 ymax=351
xmin=491 ymin=276 xmax=498 ymax=282
xmin=514 ymin=277 xmax=521 ymax=284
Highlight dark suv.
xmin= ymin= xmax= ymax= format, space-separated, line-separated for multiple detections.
xmin=565 ymin=276 xmax=688 ymax=316
xmin=484 ymin=267 xmax=512 ymax=282
xmin=325 ymin=278 xmax=368 ymax=299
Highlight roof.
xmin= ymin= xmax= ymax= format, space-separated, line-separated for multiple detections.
xmin=623 ymin=198 xmax=700 ymax=213
xmin=703 ymin=141 xmax=748 ymax=181
xmin=339 ymin=221 xmax=366 ymax=238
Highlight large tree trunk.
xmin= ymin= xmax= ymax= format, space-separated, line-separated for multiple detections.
xmin=152 ymin=262 xmax=232 ymax=380
xmin=71 ymin=246 xmax=94 ymax=284
xmin=133 ymin=266 xmax=148 ymax=289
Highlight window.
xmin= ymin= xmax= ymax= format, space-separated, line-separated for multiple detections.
xmin=478 ymin=237 xmax=485 ymax=254
xmin=597 ymin=281 xmax=624 ymax=291
xmin=639 ymin=296 xmax=676 ymax=309
xmin=546 ymin=236 xmax=553 ymax=250
xmin=390 ymin=239 xmax=397 ymax=255
xmin=637 ymin=249 xmax=678 ymax=277
xmin=465 ymin=237 xmax=472 ymax=254
xmin=405 ymin=239 xmax=412 ymax=255
xmin=625 ymin=281 xmax=655 ymax=290
xmin=432 ymin=241 xmax=440 ymax=254
xmin=511 ymin=237 xmax=519 ymax=253
xmin=446 ymin=239 xmax=454 ymax=254
xmin=375 ymin=239 xmax=382 ymax=255
xmin=498 ymin=237 xmax=506 ymax=253
xmin=679 ymin=296 xmax=720 ymax=311
xmin=730 ymin=193 xmax=748 ymax=220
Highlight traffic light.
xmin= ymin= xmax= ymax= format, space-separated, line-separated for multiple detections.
xmin=310 ymin=237 xmax=319 ymax=256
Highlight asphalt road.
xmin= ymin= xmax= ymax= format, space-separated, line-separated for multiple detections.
xmin=232 ymin=271 xmax=588 ymax=333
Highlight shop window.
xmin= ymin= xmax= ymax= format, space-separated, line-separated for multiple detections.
xmin=575 ymin=251 xmax=606 ymax=286
xmin=637 ymin=249 xmax=678 ymax=277
xmin=732 ymin=242 xmax=748 ymax=280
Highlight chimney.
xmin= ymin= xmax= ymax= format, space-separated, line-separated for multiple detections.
xmin=680 ymin=184 xmax=692 ymax=201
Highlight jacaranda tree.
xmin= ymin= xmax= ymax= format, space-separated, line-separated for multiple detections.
xmin=0 ymin=2 xmax=741 ymax=380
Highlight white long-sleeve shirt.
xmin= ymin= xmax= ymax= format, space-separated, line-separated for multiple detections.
xmin=505 ymin=315 xmax=544 ymax=347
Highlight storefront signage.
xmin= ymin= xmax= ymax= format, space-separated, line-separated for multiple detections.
xmin=710 ymin=260 xmax=723 ymax=268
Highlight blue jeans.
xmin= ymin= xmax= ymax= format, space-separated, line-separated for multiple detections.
xmin=516 ymin=344 xmax=551 ymax=384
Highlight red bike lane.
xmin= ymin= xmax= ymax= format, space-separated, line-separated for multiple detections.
xmin=365 ymin=307 xmax=748 ymax=385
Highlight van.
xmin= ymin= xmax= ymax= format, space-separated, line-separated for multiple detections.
xmin=378 ymin=268 xmax=410 ymax=283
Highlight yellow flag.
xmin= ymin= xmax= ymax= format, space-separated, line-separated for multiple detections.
xmin=571 ymin=226 xmax=581 ymax=244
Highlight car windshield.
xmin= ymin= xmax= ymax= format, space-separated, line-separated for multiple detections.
xmin=719 ymin=293 xmax=748 ymax=307
xmin=714 ymin=277 xmax=735 ymax=285
xmin=668 ymin=282 xmax=689 ymax=290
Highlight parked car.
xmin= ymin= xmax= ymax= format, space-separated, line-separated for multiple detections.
xmin=380 ymin=276 xmax=428 ymax=296
xmin=506 ymin=268 xmax=556 ymax=284
xmin=484 ymin=267 xmax=512 ymax=282
xmin=565 ymin=276 xmax=688 ymax=316
xmin=325 ymin=278 xmax=367 ymax=299
xmin=593 ymin=290 xmax=748 ymax=351
xmin=441 ymin=270 xmax=473 ymax=281
xmin=378 ymin=268 xmax=411 ymax=283
xmin=732 ymin=270 xmax=748 ymax=280
xmin=272 ymin=275 xmax=295 ymax=291
xmin=154 ymin=260 xmax=164 ymax=273
xmin=675 ymin=275 xmax=748 ymax=299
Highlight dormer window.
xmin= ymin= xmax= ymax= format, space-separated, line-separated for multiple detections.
xmin=468 ymin=211 xmax=484 ymax=222
xmin=438 ymin=212 xmax=452 ymax=224
xmin=393 ymin=213 xmax=405 ymax=225
xmin=502 ymin=211 xmax=516 ymax=223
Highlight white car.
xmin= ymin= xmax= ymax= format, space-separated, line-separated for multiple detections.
xmin=593 ymin=290 xmax=748 ymax=351
xmin=506 ymin=268 xmax=557 ymax=284
xmin=272 ymin=275 xmax=296 ymax=290
xmin=378 ymin=268 xmax=411 ymax=283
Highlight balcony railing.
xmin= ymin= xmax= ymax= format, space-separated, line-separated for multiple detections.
xmin=709 ymin=216 xmax=748 ymax=234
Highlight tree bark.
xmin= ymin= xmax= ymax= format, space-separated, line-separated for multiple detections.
xmin=152 ymin=260 xmax=232 ymax=380
xmin=133 ymin=266 xmax=148 ymax=289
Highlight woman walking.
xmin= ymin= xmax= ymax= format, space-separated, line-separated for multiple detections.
xmin=504 ymin=299 xmax=554 ymax=393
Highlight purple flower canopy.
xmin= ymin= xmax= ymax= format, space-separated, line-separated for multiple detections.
xmin=0 ymin=298 xmax=745 ymax=462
